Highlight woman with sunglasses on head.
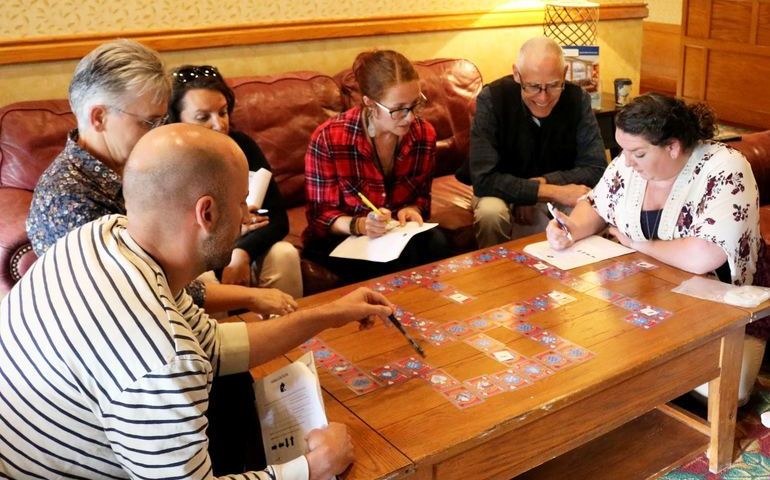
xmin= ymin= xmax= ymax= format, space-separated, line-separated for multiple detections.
xmin=303 ymin=50 xmax=451 ymax=284
xmin=168 ymin=65 xmax=303 ymax=300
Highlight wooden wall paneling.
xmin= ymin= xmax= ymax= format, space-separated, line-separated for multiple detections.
xmin=710 ymin=0 xmax=753 ymax=43
xmin=0 ymin=4 xmax=649 ymax=66
xmin=641 ymin=22 xmax=681 ymax=94
xmin=681 ymin=46 xmax=708 ymax=99
xmin=757 ymin=1 xmax=770 ymax=46
xmin=685 ymin=0 xmax=712 ymax=38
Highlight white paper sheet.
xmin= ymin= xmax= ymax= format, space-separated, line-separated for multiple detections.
xmin=247 ymin=168 xmax=272 ymax=208
xmin=523 ymin=235 xmax=635 ymax=270
xmin=253 ymin=352 xmax=327 ymax=465
xmin=330 ymin=222 xmax=438 ymax=262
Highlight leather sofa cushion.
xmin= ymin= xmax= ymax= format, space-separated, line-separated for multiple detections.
xmin=729 ymin=131 xmax=770 ymax=205
xmin=0 ymin=100 xmax=74 ymax=190
xmin=228 ymin=72 xmax=344 ymax=210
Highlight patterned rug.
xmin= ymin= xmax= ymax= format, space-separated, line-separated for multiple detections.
xmin=663 ymin=371 xmax=770 ymax=479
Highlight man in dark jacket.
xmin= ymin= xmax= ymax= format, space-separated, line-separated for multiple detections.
xmin=469 ymin=36 xmax=606 ymax=247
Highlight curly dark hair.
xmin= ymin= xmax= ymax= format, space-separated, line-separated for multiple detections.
xmin=167 ymin=65 xmax=235 ymax=123
xmin=615 ymin=92 xmax=716 ymax=150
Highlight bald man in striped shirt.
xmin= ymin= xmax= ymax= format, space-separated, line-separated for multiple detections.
xmin=0 ymin=124 xmax=393 ymax=480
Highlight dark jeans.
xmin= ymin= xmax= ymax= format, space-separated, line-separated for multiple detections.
xmin=306 ymin=227 xmax=453 ymax=285
xmin=207 ymin=372 xmax=266 ymax=475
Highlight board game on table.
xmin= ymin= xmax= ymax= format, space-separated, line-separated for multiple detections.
xmin=243 ymin=234 xmax=755 ymax=479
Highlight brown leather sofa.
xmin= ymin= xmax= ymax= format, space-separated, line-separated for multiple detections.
xmin=0 ymin=58 xmax=481 ymax=296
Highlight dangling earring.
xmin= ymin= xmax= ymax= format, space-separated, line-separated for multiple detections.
xmin=366 ymin=109 xmax=376 ymax=137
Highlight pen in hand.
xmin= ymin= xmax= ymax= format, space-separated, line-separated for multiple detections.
xmin=546 ymin=202 xmax=573 ymax=242
xmin=388 ymin=313 xmax=426 ymax=357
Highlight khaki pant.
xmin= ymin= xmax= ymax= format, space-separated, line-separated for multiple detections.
xmin=251 ymin=240 xmax=303 ymax=298
xmin=693 ymin=334 xmax=766 ymax=406
xmin=473 ymin=196 xmax=553 ymax=248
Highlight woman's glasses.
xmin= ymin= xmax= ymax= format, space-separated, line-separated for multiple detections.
xmin=371 ymin=92 xmax=428 ymax=120
xmin=173 ymin=65 xmax=221 ymax=83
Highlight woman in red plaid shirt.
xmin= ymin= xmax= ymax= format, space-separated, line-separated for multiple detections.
xmin=303 ymin=50 xmax=451 ymax=284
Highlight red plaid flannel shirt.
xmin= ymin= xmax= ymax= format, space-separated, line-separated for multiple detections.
xmin=304 ymin=106 xmax=436 ymax=241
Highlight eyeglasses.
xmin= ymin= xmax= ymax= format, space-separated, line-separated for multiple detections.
xmin=111 ymin=106 xmax=168 ymax=129
xmin=519 ymin=80 xmax=565 ymax=95
xmin=173 ymin=65 xmax=221 ymax=84
xmin=371 ymin=92 xmax=428 ymax=120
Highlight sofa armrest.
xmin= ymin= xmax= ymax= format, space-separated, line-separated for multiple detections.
xmin=0 ymin=188 xmax=37 ymax=292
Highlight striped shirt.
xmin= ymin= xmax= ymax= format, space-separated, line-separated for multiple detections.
xmin=0 ymin=215 xmax=307 ymax=479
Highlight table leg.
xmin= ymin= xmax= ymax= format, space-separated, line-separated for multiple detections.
xmin=707 ymin=327 xmax=745 ymax=473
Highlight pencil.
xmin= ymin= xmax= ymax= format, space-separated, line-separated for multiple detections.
xmin=356 ymin=191 xmax=383 ymax=216
xmin=388 ymin=314 xmax=426 ymax=357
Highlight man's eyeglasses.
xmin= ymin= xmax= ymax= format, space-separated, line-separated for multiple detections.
xmin=519 ymin=80 xmax=565 ymax=95
xmin=111 ymin=107 xmax=168 ymax=129
xmin=371 ymin=92 xmax=428 ymax=120
xmin=173 ymin=65 xmax=221 ymax=84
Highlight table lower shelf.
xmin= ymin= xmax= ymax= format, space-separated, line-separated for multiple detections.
xmin=516 ymin=405 xmax=710 ymax=480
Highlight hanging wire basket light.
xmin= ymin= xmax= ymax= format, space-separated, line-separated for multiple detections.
xmin=543 ymin=1 xmax=599 ymax=46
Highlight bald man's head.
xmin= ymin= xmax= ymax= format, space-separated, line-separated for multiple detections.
xmin=513 ymin=36 xmax=568 ymax=119
xmin=123 ymin=123 xmax=249 ymax=270
xmin=516 ymin=36 xmax=565 ymax=73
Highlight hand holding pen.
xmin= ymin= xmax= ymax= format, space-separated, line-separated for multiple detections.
xmin=546 ymin=202 xmax=575 ymax=250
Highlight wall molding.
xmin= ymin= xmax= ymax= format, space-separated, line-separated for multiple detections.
xmin=0 ymin=4 xmax=647 ymax=66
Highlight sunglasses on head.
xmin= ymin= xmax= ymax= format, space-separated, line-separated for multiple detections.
xmin=173 ymin=65 xmax=221 ymax=83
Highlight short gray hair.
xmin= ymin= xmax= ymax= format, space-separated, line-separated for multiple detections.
xmin=69 ymin=39 xmax=170 ymax=128
xmin=516 ymin=36 xmax=565 ymax=72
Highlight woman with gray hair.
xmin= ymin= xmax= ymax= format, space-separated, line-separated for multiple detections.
xmin=26 ymin=39 xmax=296 ymax=318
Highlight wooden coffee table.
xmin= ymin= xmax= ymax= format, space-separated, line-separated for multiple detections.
xmin=248 ymin=235 xmax=764 ymax=479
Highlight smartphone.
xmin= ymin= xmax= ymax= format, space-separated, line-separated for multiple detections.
xmin=256 ymin=208 xmax=269 ymax=215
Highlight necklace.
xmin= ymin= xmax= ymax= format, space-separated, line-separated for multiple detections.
xmin=642 ymin=209 xmax=663 ymax=240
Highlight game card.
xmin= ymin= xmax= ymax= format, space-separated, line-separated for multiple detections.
xmin=429 ymin=281 xmax=449 ymax=293
xmin=547 ymin=290 xmax=577 ymax=305
xmin=442 ymin=320 xmax=475 ymax=339
xmin=298 ymin=337 xmax=324 ymax=351
xmin=370 ymin=365 xmax=410 ymax=386
xmin=394 ymin=356 xmax=432 ymax=377
xmin=421 ymin=368 xmax=460 ymax=391
xmin=343 ymin=373 xmax=381 ymax=394
xmin=557 ymin=343 xmax=595 ymax=364
xmin=370 ymin=281 xmax=395 ymax=294
xmin=490 ymin=369 xmax=531 ymax=390
xmin=421 ymin=327 xmax=455 ymax=346
xmin=444 ymin=290 xmax=475 ymax=304
xmin=466 ymin=314 xmax=497 ymax=332
xmin=527 ymin=329 xmax=566 ymax=348
xmin=506 ymin=302 xmax=536 ymax=318
xmin=561 ymin=276 xmax=595 ymax=293
xmin=512 ymin=358 xmax=555 ymax=382
xmin=312 ymin=346 xmax=340 ymax=367
xmin=488 ymin=348 xmax=522 ymax=366
xmin=531 ymin=262 xmax=551 ymax=272
xmin=623 ymin=312 xmax=659 ymax=329
xmin=533 ymin=350 xmax=572 ymax=370
xmin=465 ymin=333 xmax=505 ymax=352
xmin=613 ymin=296 xmax=643 ymax=312
xmin=585 ymin=287 xmax=625 ymax=303
xmin=473 ymin=251 xmax=499 ymax=265
xmin=464 ymin=374 xmax=506 ymax=398
xmin=326 ymin=357 xmax=359 ymax=377
xmin=487 ymin=308 xmax=515 ymax=324
xmin=441 ymin=385 xmax=485 ymax=409
xmin=638 ymin=306 xmax=673 ymax=321
xmin=509 ymin=321 xmax=542 ymax=337
xmin=527 ymin=294 xmax=557 ymax=312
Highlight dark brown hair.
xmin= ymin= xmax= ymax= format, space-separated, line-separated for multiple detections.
xmin=352 ymin=50 xmax=419 ymax=101
xmin=615 ymin=92 xmax=716 ymax=150
xmin=167 ymin=64 xmax=235 ymax=124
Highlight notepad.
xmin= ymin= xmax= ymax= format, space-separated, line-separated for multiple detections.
xmin=523 ymin=235 xmax=635 ymax=270
xmin=330 ymin=222 xmax=438 ymax=262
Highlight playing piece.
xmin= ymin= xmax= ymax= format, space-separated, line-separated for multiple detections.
xmin=343 ymin=373 xmax=381 ymax=394
xmin=442 ymin=320 xmax=475 ymax=339
xmin=489 ymin=348 xmax=522 ymax=366
xmin=490 ymin=369 xmax=532 ymax=390
xmin=444 ymin=290 xmax=475 ymax=304
xmin=421 ymin=368 xmax=461 ymax=391
xmin=547 ymin=290 xmax=577 ymax=305
xmin=464 ymin=375 xmax=505 ymax=398
xmin=533 ymin=350 xmax=572 ymax=370
xmin=441 ymin=385 xmax=485 ymax=409
xmin=465 ymin=333 xmax=505 ymax=352
xmin=512 ymin=358 xmax=555 ymax=381
xmin=370 ymin=365 xmax=410 ymax=385
xmin=638 ymin=306 xmax=673 ymax=321
xmin=421 ymin=327 xmax=455 ymax=346
xmin=394 ymin=356 xmax=432 ymax=377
